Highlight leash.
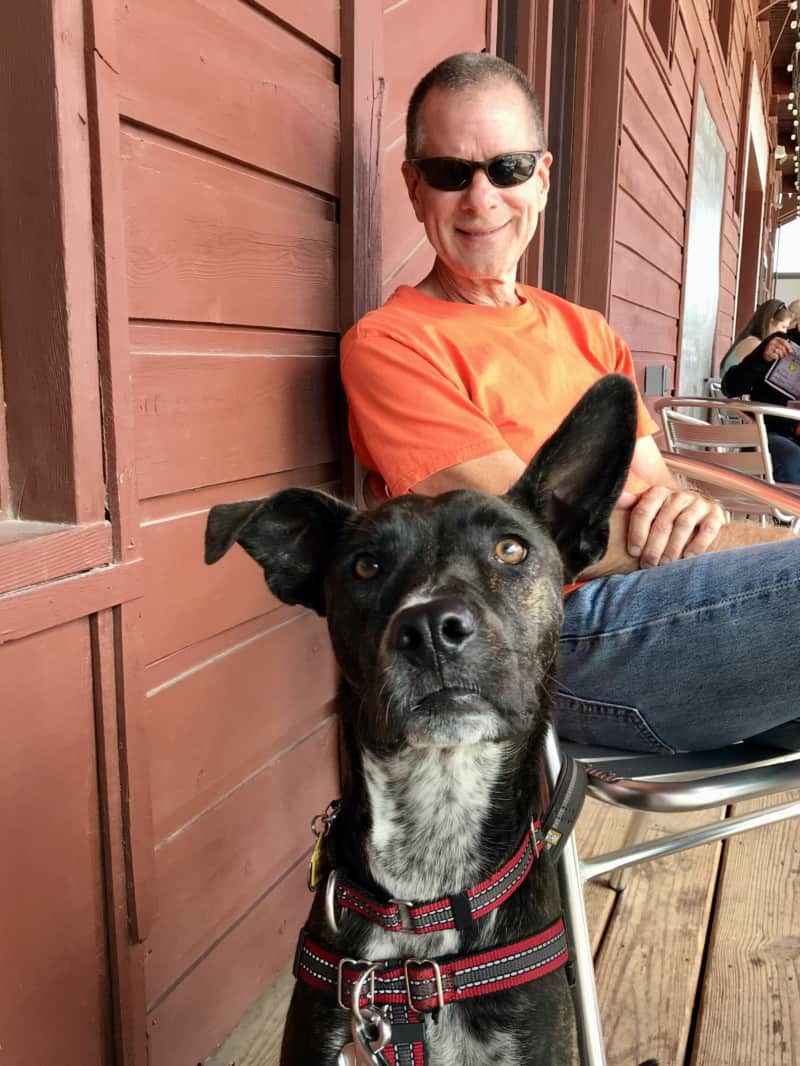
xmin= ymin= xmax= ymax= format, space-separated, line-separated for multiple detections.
xmin=294 ymin=917 xmax=569 ymax=1064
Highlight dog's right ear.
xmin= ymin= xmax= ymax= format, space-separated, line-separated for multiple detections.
xmin=204 ymin=489 xmax=356 ymax=616
xmin=506 ymin=375 xmax=637 ymax=581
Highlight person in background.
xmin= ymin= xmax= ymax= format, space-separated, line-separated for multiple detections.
xmin=341 ymin=51 xmax=800 ymax=754
xmin=718 ymin=299 xmax=792 ymax=377
xmin=721 ymin=300 xmax=800 ymax=483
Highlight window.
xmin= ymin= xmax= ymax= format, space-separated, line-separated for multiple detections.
xmin=646 ymin=0 xmax=678 ymax=65
xmin=712 ymin=0 xmax=734 ymax=61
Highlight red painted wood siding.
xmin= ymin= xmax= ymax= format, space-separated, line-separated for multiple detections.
xmin=612 ymin=0 xmax=762 ymax=399
xmin=381 ymin=0 xmax=493 ymax=289
xmin=111 ymin=1 xmax=342 ymax=1059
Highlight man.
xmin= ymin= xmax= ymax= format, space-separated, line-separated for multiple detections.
xmin=341 ymin=52 xmax=800 ymax=753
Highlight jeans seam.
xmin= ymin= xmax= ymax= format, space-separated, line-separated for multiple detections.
xmin=556 ymin=693 xmax=676 ymax=753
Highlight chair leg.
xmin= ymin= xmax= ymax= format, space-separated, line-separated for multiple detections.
xmin=545 ymin=729 xmax=607 ymax=1066
xmin=607 ymin=810 xmax=650 ymax=892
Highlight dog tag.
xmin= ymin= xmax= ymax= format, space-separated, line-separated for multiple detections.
xmin=307 ymin=832 xmax=326 ymax=891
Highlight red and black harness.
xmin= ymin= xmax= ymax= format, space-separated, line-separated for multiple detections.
xmin=294 ymin=755 xmax=586 ymax=1065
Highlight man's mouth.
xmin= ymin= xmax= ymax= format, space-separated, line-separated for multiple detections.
xmin=456 ymin=221 xmax=510 ymax=239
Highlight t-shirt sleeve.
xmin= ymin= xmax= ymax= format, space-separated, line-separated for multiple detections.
xmin=611 ymin=330 xmax=660 ymax=438
xmin=341 ymin=328 xmax=510 ymax=496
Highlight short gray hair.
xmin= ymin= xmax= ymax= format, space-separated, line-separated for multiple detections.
xmin=405 ymin=52 xmax=545 ymax=159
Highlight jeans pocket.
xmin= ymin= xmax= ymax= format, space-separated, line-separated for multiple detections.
xmin=555 ymin=692 xmax=676 ymax=754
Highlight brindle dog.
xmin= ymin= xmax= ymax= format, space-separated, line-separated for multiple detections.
xmin=205 ymin=376 xmax=639 ymax=1066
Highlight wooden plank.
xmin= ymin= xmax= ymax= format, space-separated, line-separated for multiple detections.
xmin=610 ymin=296 xmax=679 ymax=356
xmin=595 ymin=807 xmax=725 ymax=1066
xmin=611 ymin=242 xmax=682 ymax=319
xmin=622 ymin=74 xmax=688 ymax=202
xmin=249 ymin=0 xmax=340 ymax=56
xmin=383 ymin=241 xmax=436 ymax=293
xmin=618 ymin=130 xmax=686 ymax=246
xmin=146 ymin=610 xmax=337 ymax=841
xmin=690 ymin=791 xmax=800 ymax=1065
xmin=0 ymin=558 xmax=143 ymax=645
xmin=121 ymin=128 xmax=339 ymax=332
xmin=84 ymin=29 xmax=143 ymax=563
xmin=0 ymin=0 xmax=105 ymax=523
xmin=0 ymin=619 xmax=113 ymax=1065
xmin=383 ymin=0 xmax=487 ymax=133
xmin=148 ymin=858 xmax=312 ymax=1066
xmin=382 ymin=138 xmax=424 ymax=283
xmin=116 ymin=0 xmax=338 ymax=195
xmin=614 ymin=187 xmax=683 ymax=283
xmin=203 ymin=962 xmax=294 ymax=1066
xmin=0 ymin=520 xmax=111 ymax=597
xmin=145 ymin=719 xmax=339 ymax=1006
xmin=90 ymin=611 xmax=149 ymax=1066
xmin=134 ymin=351 xmax=340 ymax=499
xmin=626 ymin=10 xmax=692 ymax=142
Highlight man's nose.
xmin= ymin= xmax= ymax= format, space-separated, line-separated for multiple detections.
xmin=388 ymin=597 xmax=477 ymax=668
xmin=460 ymin=167 xmax=499 ymax=208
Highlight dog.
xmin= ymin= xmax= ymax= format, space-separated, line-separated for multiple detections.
xmin=204 ymin=376 xmax=639 ymax=1066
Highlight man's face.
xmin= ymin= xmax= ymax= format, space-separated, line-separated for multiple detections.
xmin=402 ymin=83 xmax=552 ymax=284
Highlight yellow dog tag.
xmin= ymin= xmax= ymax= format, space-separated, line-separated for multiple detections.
xmin=307 ymin=833 xmax=326 ymax=891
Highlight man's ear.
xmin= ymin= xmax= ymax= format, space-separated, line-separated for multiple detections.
xmin=401 ymin=160 xmax=425 ymax=223
xmin=204 ymin=489 xmax=357 ymax=615
xmin=506 ymin=375 xmax=638 ymax=581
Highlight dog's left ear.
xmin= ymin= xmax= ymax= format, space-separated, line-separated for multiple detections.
xmin=204 ymin=489 xmax=357 ymax=615
xmin=507 ymin=375 xmax=638 ymax=580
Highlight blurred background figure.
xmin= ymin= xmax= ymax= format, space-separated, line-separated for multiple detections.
xmin=719 ymin=299 xmax=793 ymax=377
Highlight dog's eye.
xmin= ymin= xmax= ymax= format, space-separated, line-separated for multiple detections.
xmin=353 ymin=554 xmax=381 ymax=580
xmin=494 ymin=537 xmax=528 ymax=565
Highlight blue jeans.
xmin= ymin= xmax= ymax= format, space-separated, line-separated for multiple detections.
xmin=768 ymin=433 xmax=800 ymax=485
xmin=557 ymin=538 xmax=800 ymax=752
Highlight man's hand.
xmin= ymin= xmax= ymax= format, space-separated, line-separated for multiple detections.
xmin=623 ymin=485 xmax=726 ymax=568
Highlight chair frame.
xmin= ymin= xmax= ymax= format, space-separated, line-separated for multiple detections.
xmin=655 ymin=396 xmax=800 ymax=524
xmin=548 ymin=456 xmax=800 ymax=1065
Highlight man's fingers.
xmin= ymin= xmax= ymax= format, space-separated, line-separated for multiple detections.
xmin=628 ymin=488 xmax=726 ymax=568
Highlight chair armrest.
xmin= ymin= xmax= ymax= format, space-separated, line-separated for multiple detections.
xmin=661 ymin=452 xmax=800 ymax=525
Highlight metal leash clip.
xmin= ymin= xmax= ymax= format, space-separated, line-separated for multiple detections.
xmin=307 ymin=799 xmax=341 ymax=891
xmin=337 ymin=965 xmax=391 ymax=1065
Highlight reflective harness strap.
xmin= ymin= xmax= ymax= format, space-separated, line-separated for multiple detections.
xmin=294 ymin=918 xmax=569 ymax=1064
xmin=333 ymin=818 xmax=543 ymax=934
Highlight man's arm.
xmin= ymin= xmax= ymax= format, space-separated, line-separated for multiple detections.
xmin=411 ymin=437 xmax=794 ymax=580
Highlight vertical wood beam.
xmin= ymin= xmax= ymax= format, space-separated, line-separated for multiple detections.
xmin=565 ymin=0 xmax=627 ymax=315
xmin=0 ymin=0 xmax=105 ymax=523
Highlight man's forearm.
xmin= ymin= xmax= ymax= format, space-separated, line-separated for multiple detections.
xmin=577 ymin=509 xmax=796 ymax=581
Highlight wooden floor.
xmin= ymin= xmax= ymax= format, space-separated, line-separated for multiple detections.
xmin=205 ymin=790 xmax=800 ymax=1066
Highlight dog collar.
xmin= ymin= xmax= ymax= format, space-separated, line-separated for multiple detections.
xmin=314 ymin=753 xmax=586 ymax=937
xmin=329 ymin=818 xmax=543 ymax=936
xmin=294 ymin=917 xmax=569 ymax=1063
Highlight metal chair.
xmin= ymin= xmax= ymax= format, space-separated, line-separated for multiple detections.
xmin=655 ymin=396 xmax=800 ymax=527
xmin=548 ymin=458 xmax=800 ymax=1065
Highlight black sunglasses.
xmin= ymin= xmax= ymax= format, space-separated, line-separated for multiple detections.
xmin=409 ymin=151 xmax=543 ymax=191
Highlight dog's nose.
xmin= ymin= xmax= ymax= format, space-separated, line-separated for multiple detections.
xmin=389 ymin=597 xmax=477 ymax=665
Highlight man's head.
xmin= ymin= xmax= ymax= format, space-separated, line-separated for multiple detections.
xmin=402 ymin=53 xmax=552 ymax=288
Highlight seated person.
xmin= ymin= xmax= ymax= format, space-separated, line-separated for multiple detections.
xmin=721 ymin=306 xmax=800 ymax=484
xmin=718 ymin=299 xmax=792 ymax=377
xmin=341 ymin=52 xmax=800 ymax=754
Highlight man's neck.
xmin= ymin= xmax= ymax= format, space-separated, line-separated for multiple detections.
xmin=417 ymin=261 xmax=522 ymax=308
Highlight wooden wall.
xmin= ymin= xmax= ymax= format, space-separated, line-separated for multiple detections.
xmin=106 ymin=1 xmax=342 ymax=1061
xmin=380 ymin=0 xmax=496 ymax=290
xmin=609 ymin=0 xmax=774 ymax=396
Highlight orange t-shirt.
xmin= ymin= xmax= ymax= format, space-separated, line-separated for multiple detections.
xmin=341 ymin=283 xmax=658 ymax=499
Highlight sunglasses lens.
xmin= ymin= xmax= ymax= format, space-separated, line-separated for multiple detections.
xmin=417 ymin=158 xmax=473 ymax=190
xmin=487 ymin=153 xmax=537 ymax=187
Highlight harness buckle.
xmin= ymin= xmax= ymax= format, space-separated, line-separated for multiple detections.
xmin=389 ymin=898 xmax=415 ymax=931
xmin=404 ymin=957 xmax=445 ymax=1011
xmin=337 ymin=958 xmax=376 ymax=1012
